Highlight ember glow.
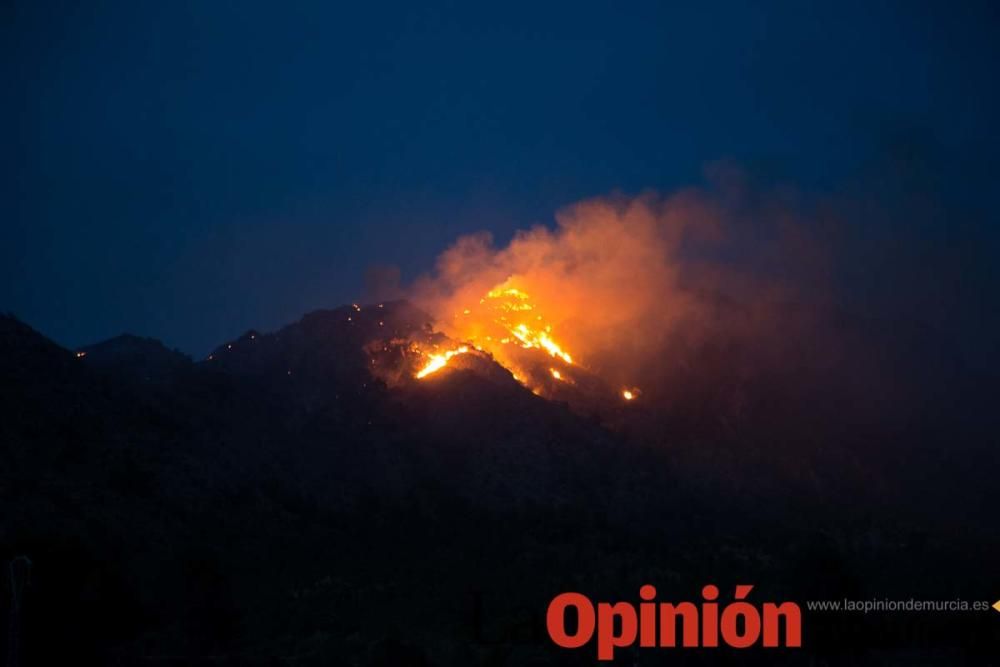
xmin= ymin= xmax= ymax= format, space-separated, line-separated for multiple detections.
xmin=415 ymin=345 xmax=470 ymax=378
xmin=412 ymin=281 xmax=582 ymax=386
xmin=473 ymin=284 xmax=573 ymax=364
xmin=408 ymin=279 xmax=642 ymax=403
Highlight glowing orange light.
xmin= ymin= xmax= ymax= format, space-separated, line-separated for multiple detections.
xmin=412 ymin=281 xmax=638 ymax=397
xmin=415 ymin=345 xmax=470 ymax=378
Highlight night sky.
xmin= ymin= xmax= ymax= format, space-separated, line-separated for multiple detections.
xmin=4 ymin=1 xmax=999 ymax=355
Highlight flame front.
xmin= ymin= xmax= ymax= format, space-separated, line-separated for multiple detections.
xmin=411 ymin=281 xmax=639 ymax=401
xmin=415 ymin=345 xmax=470 ymax=378
xmin=412 ymin=281 xmax=577 ymax=381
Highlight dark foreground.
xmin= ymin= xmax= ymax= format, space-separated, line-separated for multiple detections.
xmin=2 ymin=303 xmax=998 ymax=665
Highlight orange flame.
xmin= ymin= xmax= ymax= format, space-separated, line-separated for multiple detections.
xmin=412 ymin=282 xmax=638 ymax=402
xmin=415 ymin=345 xmax=470 ymax=378
xmin=413 ymin=281 xmax=578 ymax=381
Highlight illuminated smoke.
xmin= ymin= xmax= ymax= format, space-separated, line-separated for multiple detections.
xmin=407 ymin=190 xmax=727 ymax=391
xmin=402 ymin=174 xmax=854 ymax=416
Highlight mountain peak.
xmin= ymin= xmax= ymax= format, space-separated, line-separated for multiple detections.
xmin=79 ymin=333 xmax=191 ymax=383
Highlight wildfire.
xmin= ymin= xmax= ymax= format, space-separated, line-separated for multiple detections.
xmin=415 ymin=345 xmax=470 ymax=378
xmin=412 ymin=282 xmax=576 ymax=381
xmin=411 ymin=281 xmax=638 ymax=402
xmin=482 ymin=287 xmax=573 ymax=363
xmin=622 ymin=387 xmax=640 ymax=401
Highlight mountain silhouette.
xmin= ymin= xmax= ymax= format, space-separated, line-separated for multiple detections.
xmin=1 ymin=305 xmax=996 ymax=665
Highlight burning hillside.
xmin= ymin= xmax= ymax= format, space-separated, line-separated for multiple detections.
xmin=379 ymin=193 xmax=713 ymax=405
xmin=409 ymin=281 xmax=639 ymax=402
xmin=360 ymin=185 xmax=883 ymax=425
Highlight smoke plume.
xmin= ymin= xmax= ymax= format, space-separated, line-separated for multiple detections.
xmin=408 ymin=170 xmax=846 ymax=409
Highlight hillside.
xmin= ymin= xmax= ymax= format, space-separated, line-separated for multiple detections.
xmin=1 ymin=306 xmax=997 ymax=665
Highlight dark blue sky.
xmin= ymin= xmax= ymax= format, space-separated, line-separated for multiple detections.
xmin=4 ymin=1 xmax=998 ymax=354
